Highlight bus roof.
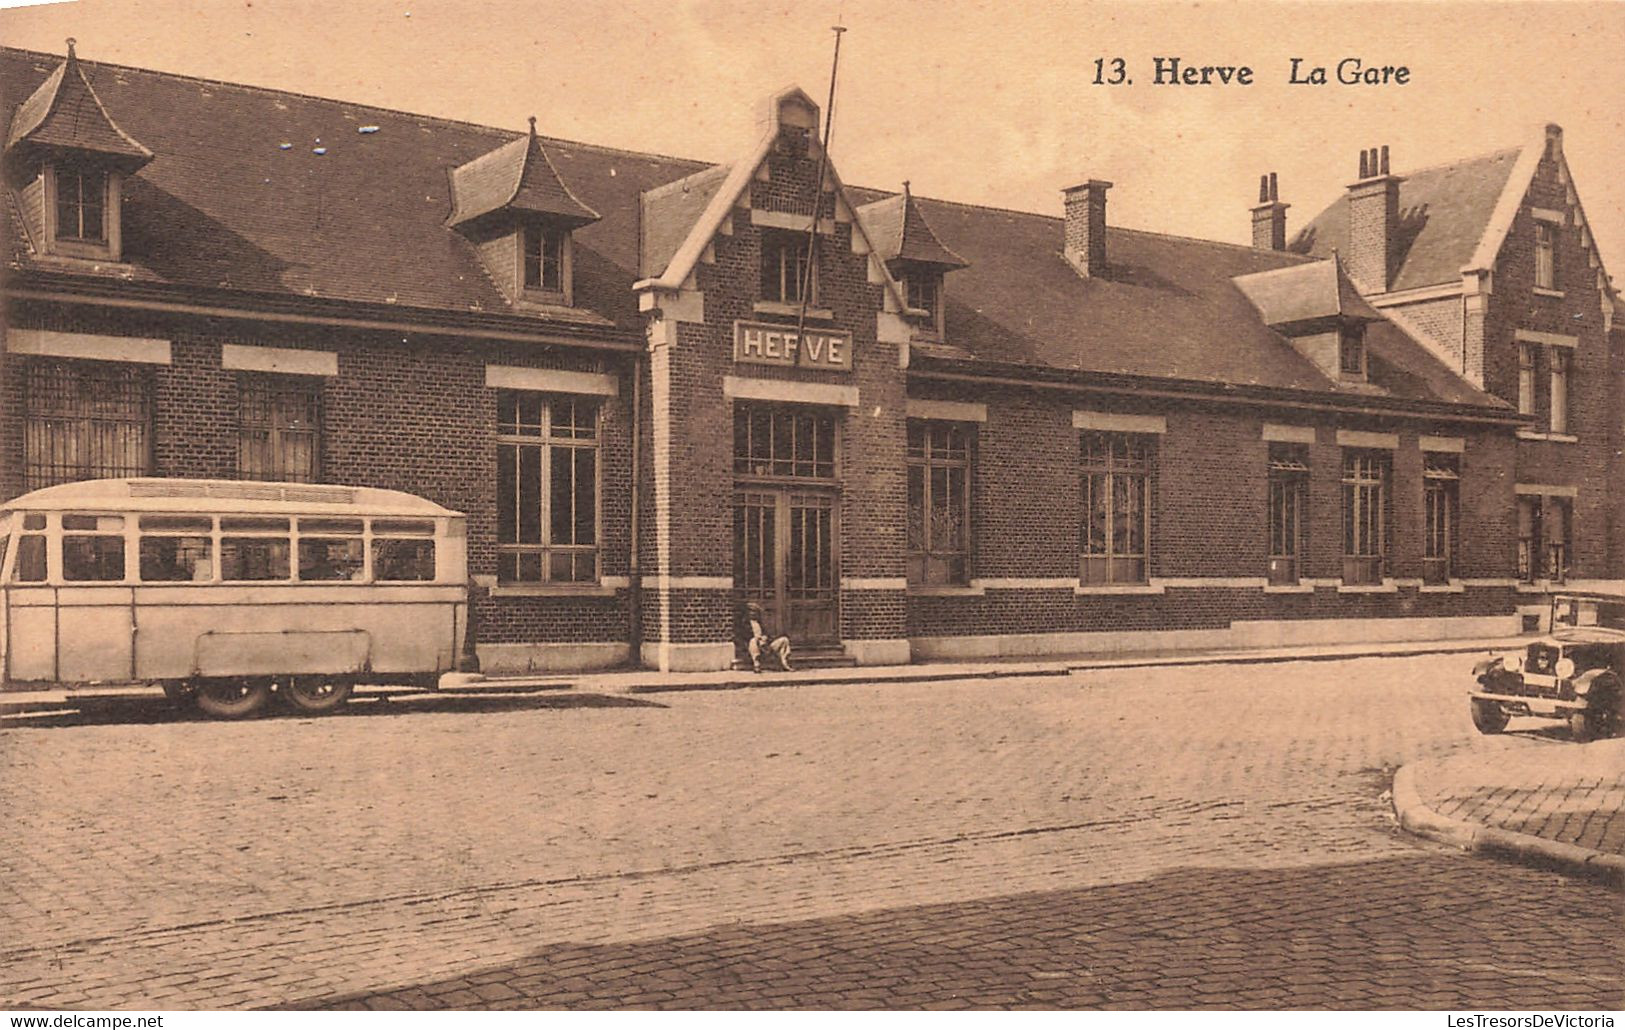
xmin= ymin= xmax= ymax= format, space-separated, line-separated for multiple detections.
xmin=0 ymin=479 xmax=464 ymax=518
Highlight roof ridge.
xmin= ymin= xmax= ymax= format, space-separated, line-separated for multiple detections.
xmin=1396 ymin=143 xmax=1524 ymax=180
xmin=0 ymin=45 xmax=715 ymax=171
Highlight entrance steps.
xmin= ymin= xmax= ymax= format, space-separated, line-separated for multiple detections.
xmin=731 ymin=645 xmax=857 ymax=672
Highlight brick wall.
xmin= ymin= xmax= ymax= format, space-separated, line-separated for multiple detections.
xmin=0 ymin=301 xmax=638 ymax=649
xmin=1481 ymin=149 xmax=1615 ymax=580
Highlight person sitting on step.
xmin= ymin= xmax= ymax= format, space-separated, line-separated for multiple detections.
xmin=744 ymin=602 xmax=793 ymax=673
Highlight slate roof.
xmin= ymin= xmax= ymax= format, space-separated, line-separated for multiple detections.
xmin=1232 ymin=257 xmax=1385 ymax=329
xmin=1290 ymin=147 xmax=1523 ymax=291
xmin=856 ymin=188 xmax=967 ymax=270
xmin=0 ymin=46 xmax=1507 ymax=415
xmin=446 ymin=125 xmax=599 ymax=229
xmin=1 ymin=46 xmax=706 ymax=333
xmin=5 ymin=44 xmax=152 ymax=164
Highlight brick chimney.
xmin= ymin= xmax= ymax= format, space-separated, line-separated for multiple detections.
xmin=1250 ymin=172 xmax=1289 ymax=250
xmin=1344 ymin=145 xmax=1403 ymax=293
xmin=1063 ymin=179 xmax=1112 ymax=277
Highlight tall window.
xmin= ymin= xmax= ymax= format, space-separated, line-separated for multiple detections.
xmin=1518 ymin=495 xmax=1571 ymax=583
xmin=523 ymin=224 xmax=565 ymax=293
xmin=1081 ymin=431 xmax=1151 ymax=585
xmin=23 ymin=360 xmax=151 ymax=490
xmin=906 ymin=420 xmax=971 ymax=585
xmin=496 ymin=391 xmax=599 ymax=583
xmin=1338 ymin=325 xmax=1365 ymax=377
xmin=1341 ymin=449 xmax=1388 ymax=585
xmin=1535 ymin=221 xmax=1556 ymax=290
xmin=55 ymin=165 xmax=107 ymax=242
xmin=1518 ymin=342 xmax=1537 ymax=416
xmin=1422 ymin=454 xmax=1459 ymax=585
xmin=1267 ymin=443 xmax=1308 ymax=585
xmin=760 ymin=230 xmax=816 ymax=305
xmin=239 ymin=376 xmax=321 ymax=483
xmin=1549 ymin=347 xmax=1569 ymax=434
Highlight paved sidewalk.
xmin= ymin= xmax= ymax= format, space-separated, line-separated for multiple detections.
xmin=1393 ymin=737 xmax=1625 ymax=884
xmin=0 ymin=633 xmax=1529 ymax=711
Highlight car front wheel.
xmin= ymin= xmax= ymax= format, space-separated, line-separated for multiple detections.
xmin=1471 ymin=698 xmax=1509 ymax=734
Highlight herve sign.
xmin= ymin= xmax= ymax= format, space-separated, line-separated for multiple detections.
xmin=734 ymin=320 xmax=853 ymax=371
xmin=1091 ymin=56 xmax=1410 ymax=86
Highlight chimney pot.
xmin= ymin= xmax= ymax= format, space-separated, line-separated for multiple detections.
xmin=1250 ymin=172 xmax=1289 ymax=251
xmin=1380 ymin=145 xmax=1390 ymax=176
xmin=1063 ymin=179 xmax=1112 ymax=277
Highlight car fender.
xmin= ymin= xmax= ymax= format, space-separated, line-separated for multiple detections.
xmin=1471 ymin=657 xmax=1503 ymax=679
xmin=1573 ymin=668 xmax=1620 ymax=700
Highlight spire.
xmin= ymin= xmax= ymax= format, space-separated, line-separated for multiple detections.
xmin=5 ymin=40 xmax=153 ymax=168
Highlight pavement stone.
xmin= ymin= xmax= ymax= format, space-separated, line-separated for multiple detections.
xmin=1394 ymin=736 xmax=1625 ymax=883
xmin=0 ymin=652 xmax=1619 ymax=1009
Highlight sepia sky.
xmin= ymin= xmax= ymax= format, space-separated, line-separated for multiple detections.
xmin=2 ymin=0 xmax=1622 ymax=280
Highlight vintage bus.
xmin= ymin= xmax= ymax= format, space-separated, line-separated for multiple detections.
xmin=0 ymin=478 xmax=469 ymax=718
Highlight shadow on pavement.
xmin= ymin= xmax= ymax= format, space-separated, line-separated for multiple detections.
xmin=288 ymin=851 xmax=1624 ymax=1011
xmin=1 ymin=691 xmax=664 ymax=729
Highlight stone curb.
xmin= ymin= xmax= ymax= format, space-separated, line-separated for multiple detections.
xmin=1390 ymin=763 xmax=1625 ymax=888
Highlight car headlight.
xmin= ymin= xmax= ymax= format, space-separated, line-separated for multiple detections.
xmin=1500 ymin=655 xmax=1523 ymax=673
xmin=1555 ymin=658 xmax=1576 ymax=679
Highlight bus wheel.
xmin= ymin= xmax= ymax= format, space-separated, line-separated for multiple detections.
xmin=281 ymin=676 xmax=354 ymax=714
xmin=195 ymin=678 xmax=272 ymax=719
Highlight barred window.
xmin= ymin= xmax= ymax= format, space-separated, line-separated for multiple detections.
xmin=1341 ymin=449 xmax=1388 ymax=585
xmin=496 ymin=392 xmax=599 ymax=584
xmin=1267 ymin=443 xmax=1308 ymax=585
xmin=1423 ymin=455 xmax=1459 ymax=585
xmin=239 ymin=376 xmax=321 ymax=483
xmin=906 ymin=420 xmax=971 ymax=586
xmin=24 ymin=360 xmax=151 ymax=490
xmin=733 ymin=403 xmax=836 ymax=479
xmin=1535 ymin=221 xmax=1556 ymax=291
xmin=1081 ymin=431 xmax=1151 ymax=585
xmin=55 ymin=165 xmax=107 ymax=243
xmin=523 ymin=224 xmax=565 ymax=293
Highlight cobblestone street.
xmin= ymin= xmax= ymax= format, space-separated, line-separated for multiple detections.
xmin=2 ymin=653 xmax=1620 ymax=1009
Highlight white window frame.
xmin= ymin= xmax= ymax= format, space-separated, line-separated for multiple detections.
xmin=40 ymin=162 xmax=123 ymax=261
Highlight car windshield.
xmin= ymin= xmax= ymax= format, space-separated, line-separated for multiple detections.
xmin=1551 ymin=597 xmax=1625 ymax=635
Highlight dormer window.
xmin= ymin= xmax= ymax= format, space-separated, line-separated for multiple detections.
xmin=904 ymin=268 xmax=940 ymax=320
xmin=523 ymin=223 xmax=567 ymax=295
xmin=1339 ymin=324 xmax=1366 ymax=378
xmin=54 ymin=163 xmax=107 ymax=242
xmin=5 ymin=42 xmax=152 ymax=263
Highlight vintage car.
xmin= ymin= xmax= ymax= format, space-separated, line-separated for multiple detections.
xmin=1471 ymin=592 xmax=1625 ymax=741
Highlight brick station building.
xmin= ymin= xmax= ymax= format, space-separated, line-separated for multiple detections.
xmin=2 ymin=44 xmax=1621 ymax=673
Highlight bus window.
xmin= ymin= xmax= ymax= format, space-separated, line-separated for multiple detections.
xmin=0 ymin=513 xmax=9 ymax=576
xmin=298 ymin=518 xmax=365 ymax=581
xmin=372 ymin=519 xmax=434 ymax=537
xmin=62 ymin=514 xmax=127 ymax=582
xmin=139 ymin=516 xmax=215 ymax=582
xmin=16 ymin=535 xmax=46 ymax=582
xmin=220 ymin=517 xmax=291 ymax=581
xmin=373 ymin=538 xmax=435 ymax=581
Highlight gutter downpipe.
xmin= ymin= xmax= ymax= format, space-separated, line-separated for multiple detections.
xmin=628 ymin=351 xmax=643 ymax=668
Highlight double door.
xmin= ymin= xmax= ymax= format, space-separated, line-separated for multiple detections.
xmin=734 ymin=488 xmax=838 ymax=645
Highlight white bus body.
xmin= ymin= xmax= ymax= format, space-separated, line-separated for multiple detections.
xmin=0 ymin=479 xmax=468 ymax=715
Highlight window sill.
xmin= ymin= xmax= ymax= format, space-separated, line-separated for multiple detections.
xmin=907 ymin=584 xmax=986 ymax=597
xmin=1262 ymin=583 xmax=1316 ymax=594
xmin=1516 ymin=580 xmax=1568 ymax=594
xmin=1533 ymin=287 xmax=1565 ymax=299
xmin=490 ymin=583 xmax=618 ymax=598
xmin=1515 ymin=430 xmax=1578 ymax=443
xmin=1418 ymin=581 xmax=1467 ymax=593
xmin=1074 ymin=583 xmax=1165 ymax=596
xmin=753 ymin=300 xmax=834 ymax=321
xmin=1336 ymin=580 xmax=1398 ymax=594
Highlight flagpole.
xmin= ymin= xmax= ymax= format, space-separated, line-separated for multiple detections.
xmin=793 ymin=24 xmax=846 ymax=367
